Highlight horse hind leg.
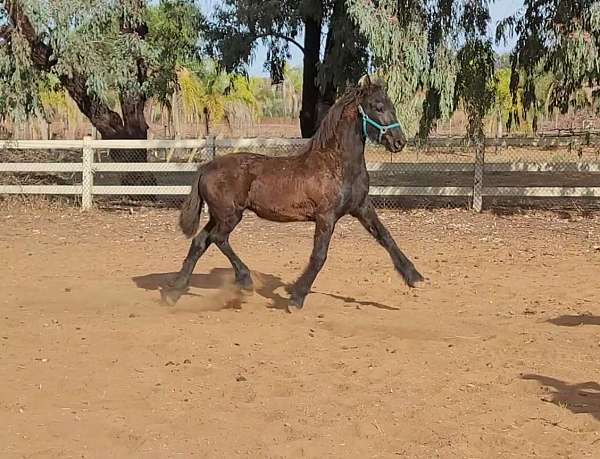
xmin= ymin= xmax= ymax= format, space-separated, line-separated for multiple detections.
xmin=211 ymin=213 xmax=253 ymax=291
xmin=163 ymin=219 xmax=215 ymax=305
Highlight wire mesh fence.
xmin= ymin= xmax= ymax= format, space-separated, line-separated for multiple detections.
xmin=0 ymin=146 xmax=84 ymax=205
xmin=0 ymin=135 xmax=599 ymax=211
xmin=366 ymin=141 xmax=476 ymax=209
xmin=483 ymin=134 xmax=600 ymax=210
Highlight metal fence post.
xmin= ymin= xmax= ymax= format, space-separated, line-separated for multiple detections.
xmin=472 ymin=141 xmax=484 ymax=212
xmin=82 ymin=135 xmax=94 ymax=210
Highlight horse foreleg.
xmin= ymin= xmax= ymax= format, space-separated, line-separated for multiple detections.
xmin=169 ymin=219 xmax=215 ymax=295
xmin=352 ymin=200 xmax=424 ymax=287
xmin=288 ymin=216 xmax=336 ymax=312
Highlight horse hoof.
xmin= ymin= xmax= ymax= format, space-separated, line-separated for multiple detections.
xmin=236 ymin=277 xmax=254 ymax=292
xmin=287 ymin=304 xmax=302 ymax=313
xmin=287 ymin=296 xmax=305 ymax=313
xmin=161 ymin=288 xmax=183 ymax=306
xmin=406 ymin=268 xmax=425 ymax=287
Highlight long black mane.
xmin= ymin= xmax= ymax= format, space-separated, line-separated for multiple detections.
xmin=308 ymin=82 xmax=383 ymax=150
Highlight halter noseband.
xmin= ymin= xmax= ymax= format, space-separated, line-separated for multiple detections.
xmin=358 ymin=105 xmax=401 ymax=143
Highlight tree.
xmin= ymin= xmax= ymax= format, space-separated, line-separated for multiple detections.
xmin=493 ymin=58 xmax=559 ymax=135
xmin=497 ymin=0 xmax=600 ymax=127
xmin=206 ymin=0 xmax=369 ymax=138
xmin=0 ymin=0 xmax=203 ymax=168
xmin=347 ymin=0 xmax=496 ymax=143
xmin=174 ymin=59 xmax=259 ymax=137
xmin=492 ymin=67 xmax=514 ymax=136
xmin=37 ymin=75 xmax=82 ymax=139
xmin=249 ymin=65 xmax=302 ymax=119
xmin=454 ymin=39 xmax=496 ymax=142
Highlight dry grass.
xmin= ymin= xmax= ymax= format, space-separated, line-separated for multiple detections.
xmin=0 ymin=195 xmax=78 ymax=212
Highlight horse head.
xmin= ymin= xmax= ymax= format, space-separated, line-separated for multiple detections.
xmin=357 ymin=75 xmax=407 ymax=153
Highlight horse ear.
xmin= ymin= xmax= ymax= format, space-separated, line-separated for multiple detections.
xmin=358 ymin=74 xmax=372 ymax=89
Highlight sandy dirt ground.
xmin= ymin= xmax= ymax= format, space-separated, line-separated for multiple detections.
xmin=1 ymin=202 xmax=600 ymax=458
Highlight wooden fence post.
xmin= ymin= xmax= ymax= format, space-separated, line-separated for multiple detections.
xmin=473 ymin=141 xmax=484 ymax=212
xmin=82 ymin=135 xmax=94 ymax=210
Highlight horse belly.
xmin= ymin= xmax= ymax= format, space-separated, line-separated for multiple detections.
xmin=247 ymin=176 xmax=317 ymax=222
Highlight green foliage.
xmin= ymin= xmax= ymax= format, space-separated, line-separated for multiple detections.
xmin=0 ymin=30 xmax=42 ymax=120
xmin=206 ymin=0 xmax=370 ymax=137
xmin=347 ymin=0 xmax=496 ymax=141
xmin=497 ymin=0 xmax=600 ymax=121
xmin=346 ymin=0 xmax=433 ymax=136
xmin=146 ymin=0 xmax=206 ymax=107
xmin=493 ymin=67 xmax=516 ymax=129
xmin=0 ymin=0 xmax=204 ymax=126
xmin=454 ymin=39 xmax=496 ymax=141
xmin=495 ymin=53 xmax=512 ymax=70
xmin=175 ymin=59 xmax=259 ymax=131
xmin=250 ymin=66 xmax=302 ymax=119
xmin=37 ymin=75 xmax=80 ymax=125
xmin=206 ymin=0 xmax=305 ymax=81
xmin=284 ymin=65 xmax=302 ymax=94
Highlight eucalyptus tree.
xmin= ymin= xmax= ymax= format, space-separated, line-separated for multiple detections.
xmin=497 ymin=0 xmax=600 ymax=128
xmin=0 ymin=0 xmax=202 ymax=168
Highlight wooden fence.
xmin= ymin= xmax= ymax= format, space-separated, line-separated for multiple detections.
xmin=1 ymin=136 xmax=599 ymax=211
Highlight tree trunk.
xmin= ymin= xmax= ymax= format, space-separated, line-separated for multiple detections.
xmin=38 ymin=118 xmax=50 ymax=140
xmin=317 ymin=20 xmax=338 ymax=127
xmin=496 ymin=109 xmax=503 ymax=138
xmin=314 ymin=0 xmax=366 ymax=128
xmin=62 ymin=75 xmax=155 ymax=187
xmin=299 ymin=1 xmax=322 ymax=138
xmin=282 ymin=81 xmax=288 ymax=118
xmin=204 ymin=107 xmax=210 ymax=137
xmin=171 ymin=91 xmax=181 ymax=139
xmin=99 ymin=123 xmax=154 ymax=189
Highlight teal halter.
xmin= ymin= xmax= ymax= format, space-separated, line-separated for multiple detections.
xmin=358 ymin=105 xmax=401 ymax=143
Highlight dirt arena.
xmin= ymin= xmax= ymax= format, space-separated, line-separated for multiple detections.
xmin=1 ymin=201 xmax=599 ymax=458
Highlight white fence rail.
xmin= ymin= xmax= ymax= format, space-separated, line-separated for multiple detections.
xmin=1 ymin=136 xmax=600 ymax=211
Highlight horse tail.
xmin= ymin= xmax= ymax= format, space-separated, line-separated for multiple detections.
xmin=179 ymin=168 xmax=205 ymax=238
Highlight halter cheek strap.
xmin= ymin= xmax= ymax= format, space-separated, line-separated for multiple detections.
xmin=358 ymin=105 xmax=402 ymax=143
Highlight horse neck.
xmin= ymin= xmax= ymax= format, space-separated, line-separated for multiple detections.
xmin=306 ymin=113 xmax=366 ymax=167
xmin=338 ymin=115 xmax=366 ymax=159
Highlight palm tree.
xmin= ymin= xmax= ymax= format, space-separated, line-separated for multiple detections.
xmin=173 ymin=59 xmax=259 ymax=137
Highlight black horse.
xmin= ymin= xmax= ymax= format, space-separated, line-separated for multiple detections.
xmin=167 ymin=75 xmax=424 ymax=311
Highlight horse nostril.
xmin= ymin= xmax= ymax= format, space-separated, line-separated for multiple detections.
xmin=393 ymin=139 xmax=405 ymax=151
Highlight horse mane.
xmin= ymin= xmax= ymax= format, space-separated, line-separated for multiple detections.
xmin=308 ymin=89 xmax=358 ymax=151
xmin=309 ymin=83 xmax=381 ymax=150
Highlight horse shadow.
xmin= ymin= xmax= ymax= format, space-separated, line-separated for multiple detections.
xmin=312 ymin=291 xmax=400 ymax=311
xmin=132 ymin=268 xmax=396 ymax=311
xmin=547 ymin=315 xmax=600 ymax=327
xmin=522 ymin=374 xmax=600 ymax=420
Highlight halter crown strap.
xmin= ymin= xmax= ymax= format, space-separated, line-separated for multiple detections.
xmin=358 ymin=105 xmax=401 ymax=143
